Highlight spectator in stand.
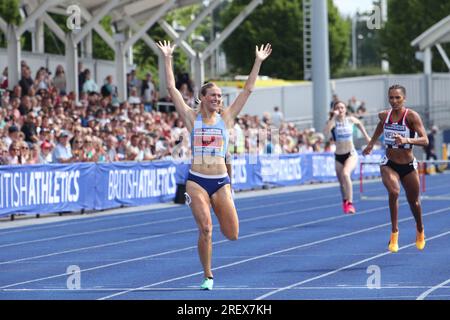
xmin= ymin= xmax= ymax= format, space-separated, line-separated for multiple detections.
xmin=82 ymin=136 xmax=98 ymax=162
xmin=105 ymin=135 xmax=119 ymax=162
xmin=128 ymin=86 xmax=141 ymax=106
xmin=101 ymin=75 xmax=117 ymax=100
xmin=52 ymin=130 xmax=73 ymax=163
xmin=38 ymin=140 xmax=53 ymax=164
xmin=0 ymin=143 xmax=9 ymax=165
xmin=7 ymin=141 xmax=21 ymax=164
xmin=347 ymin=96 xmax=361 ymax=114
xmin=0 ymin=67 xmax=8 ymax=89
xmin=141 ymin=72 xmax=158 ymax=112
xmin=78 ymin=62 xmax=86 ymax=95
xmin=34 ymin=67 xmax=52 ymax=91
xmin=330 ymin=94 xmax=340 ymax=109
xmin=11 ymin=84 xmax=22 ymax=99
xmin=53 ymin=65 xmax=67 ymax=95
xmin=3 ymin=125 xmax=20 ymax=148
xmin=93 ymin=137 xmax=107 ymax=162
xmin=356 ymin=103 xmax=367 ymax=120
xmin=19 ymin=142 xmax=35 ymax=164
xmin=271 ymin=106 xmax=284 ymax=128
xmin=19 ymin=95 xmax=32 ymax=116
xmin=21 ymin=112 xmax=39 ymax=143
xmin=82 ymin=69 xmax=98 ymax=93
xmin=179 ymin=82 xmax=195 ymax=108
xmin=19 ymin=66 xmax=34 ymax=97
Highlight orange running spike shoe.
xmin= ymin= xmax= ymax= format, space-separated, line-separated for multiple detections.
xmin=388 ymin=231 xmax=399 ymax=253
xmin=416 ymin=230 xmax=425 ymax=250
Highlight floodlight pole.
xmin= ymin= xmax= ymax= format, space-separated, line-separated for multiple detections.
xmin=312 ymin=0 xmax=331 ymax=133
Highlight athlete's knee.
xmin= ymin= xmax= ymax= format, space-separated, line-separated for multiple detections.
xmin=408 ymin=198 xmax=421 ymax=208
xmin=342 ymin=169 xmax=352 ymax=177
xmin=224 ymin=229 xmax=239 ymax=241
xmin=199 ymin=224 xmax=213 ymax=239
xmin=388 ymin=189 xmax=400 ymax=198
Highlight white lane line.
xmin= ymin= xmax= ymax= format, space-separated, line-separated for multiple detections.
xmin=0 ymin=186 xmax=354 ymax=234
xmin=0 ymin=197 xmax=382 ymax=266
xmin=417 ymin=278 xmax=450 ymax=300
xmin=97 ymin=206 xmax=450 ymax=300
xmin=0 ymin=201 xmax=396 ymax=289
xmin=0 ymin=192 xmax=349 ymax=248
xmin=255 ymin=229 xmax=450 ymax=300
xmin=2 ymin=285 xmax=449 ymax=292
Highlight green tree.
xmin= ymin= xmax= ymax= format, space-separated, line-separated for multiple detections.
xmin=0 ymin=0 xmax=21 ymax=47
xmin=0 ymin=0 xmax=21 ymax=25
xmin=381 ymin=0 xmax=450 ymax=73
xmin=219 ymin=0 xmax=350 ymax=80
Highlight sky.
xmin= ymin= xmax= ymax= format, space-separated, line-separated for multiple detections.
xmin=333 ymin=0 xmax=376 ymax=16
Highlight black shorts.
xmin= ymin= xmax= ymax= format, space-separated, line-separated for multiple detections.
xmin=380 ymin=156 xmax=418 ymax=179
xmin=335 ymin=151 xmax=354 ymax=165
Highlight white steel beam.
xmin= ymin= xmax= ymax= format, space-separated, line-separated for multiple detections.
xmin=17 ymin=0 xmax=58 ymax=36
xmin=436 ymin=43 xmax=450 ymax=71
xmin=42 ymin=13 xmax=65 ymax=43
xmin=0 ymin=16 xmax=7 ymax=33
xmin=74 ymin=0 xmax=120 ymax=45
xmin=202 ymin=0 xmax=263 ymax=61
xmin=79 ymin=6 xmax=115 ymax=50
xmin=124 ymin=0 xmax=176 ymax=51
xmin=158 ymin=20 xmax=196 ymax=58
xmin=175 ymin=0 xmax=222 ymax=45
xmin=65 ymin=33 xmax=79 ymax=99
xmin=115 ymin=41 xmax=127 ymax=102
xmin=7 ymin=25 xmax=21 ymax=90
xmin=122 ymin=15 xmax=168 ymax=97
xmin=34 ymin=18 xmax=45 ymax=53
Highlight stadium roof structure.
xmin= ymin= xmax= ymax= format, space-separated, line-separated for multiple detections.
xmin=411 ymin=15 xmax=450 ymax=74
xmin=0 ymin=0 xmax=264 ymax=100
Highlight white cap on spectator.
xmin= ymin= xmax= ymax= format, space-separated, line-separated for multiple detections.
xmin=59 ymin=130 xmax=70 ymax=138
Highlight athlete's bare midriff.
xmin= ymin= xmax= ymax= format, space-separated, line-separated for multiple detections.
xmin=191 ymin=156 xmax=228 ymax=175
xmin=334 ymin=140 xmax=355 ymax=155
xmin=386 ymin=148 xmax=414 ymax=164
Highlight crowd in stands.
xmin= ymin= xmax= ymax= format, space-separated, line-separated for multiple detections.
xmin=0 ymin=61 xmax=369 ymax=166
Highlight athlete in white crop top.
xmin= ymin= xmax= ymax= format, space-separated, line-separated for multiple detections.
xmin=158 ymin=40 xmax=272 ymax=290
xmin=325 ymin=101 xmax=370 ymax=214
xmin=363 ymin=85 xmax=428 ymax=253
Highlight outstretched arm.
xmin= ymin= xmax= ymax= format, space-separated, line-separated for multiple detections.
xmin=223 ymin=44 xmax=272 ymax=126
xmin=156 ymin=41 xmax=195 ymax=131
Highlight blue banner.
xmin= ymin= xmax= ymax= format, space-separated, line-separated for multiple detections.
xmin=258 ymin=154 xmax=306 ymax=186
xmin=0 ymin=163 xmax=95 ymax=217
xmin=0 ymin=150 xmax=384 ymax=217
xmin=231 ymin=155 xmax=263 ymax=190
xmin=94 ymin=161 xmax=178 ymax=210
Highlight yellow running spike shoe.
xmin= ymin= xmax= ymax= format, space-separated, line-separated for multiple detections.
xmin=416 ymin=230 xmax=426 ymax=250
xmin=388 ymin=231 xmax=399 ymax=253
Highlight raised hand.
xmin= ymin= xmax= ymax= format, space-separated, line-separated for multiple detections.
xmin=255 ymin=43 xmax=272 ymax=62
xmin=156 ymin=40 xmax=176 ymax=58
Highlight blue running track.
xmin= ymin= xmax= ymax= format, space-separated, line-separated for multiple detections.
xmin=0 ymin=176 xmax=449 ymax=300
